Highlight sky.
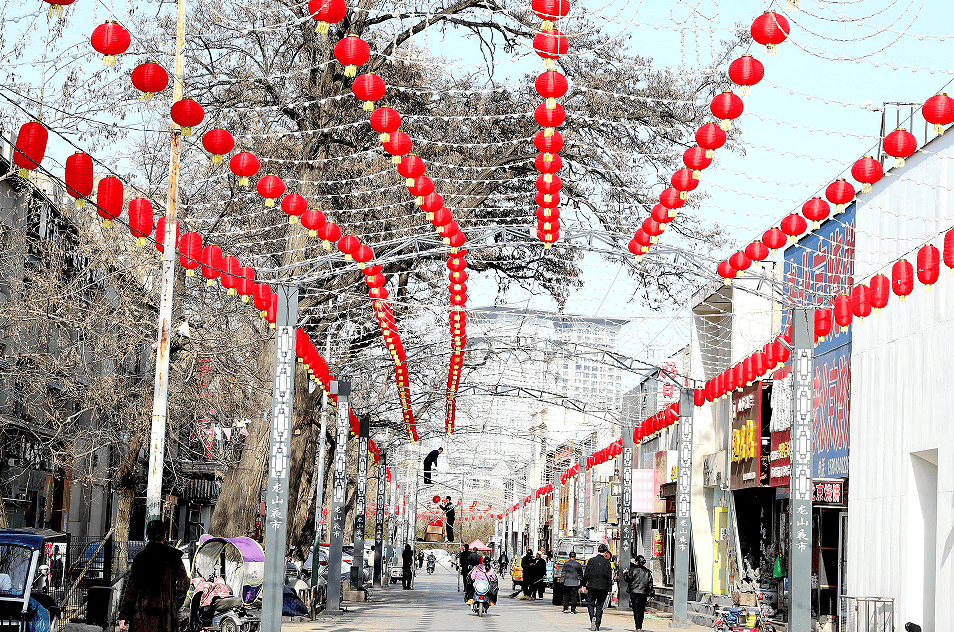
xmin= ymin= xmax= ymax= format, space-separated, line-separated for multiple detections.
xmin=8 ymin=0 xmax=954 ymax=382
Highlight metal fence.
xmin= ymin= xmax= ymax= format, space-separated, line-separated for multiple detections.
xmin=47 ymin=536 xmax=146 ymax=622
xmin=839 ymin=596 xmax=895 ymax=632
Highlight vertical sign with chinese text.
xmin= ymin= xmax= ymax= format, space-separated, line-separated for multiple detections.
xmin=374 ymin=451 xmax=386 ymax=587
xmin=790 ymin=309 xmax=814 ymax=632
xmin=672 ymin=388 xmax=693 ymax=625
xmin=618 ymin=420 xmax=634 ymax=610
xmin=730 ymin=383 xmax=762 ymax=489
xmin=351 ymin=413 xmax=369 ymax=590
xmin=262 ymin=286 xmax=298 ymax=632
xmin=326 ymin=378 xmax=351 ymax=611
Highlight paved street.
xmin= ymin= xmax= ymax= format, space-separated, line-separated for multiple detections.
xmin=293 ymin=560 xmax=709 ymax=632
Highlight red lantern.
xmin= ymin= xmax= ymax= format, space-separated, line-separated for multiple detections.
xmin=851 ymin=284 xmax=871 ymax=319
xmin=917 ymin=244 xmax=940 ymax=289
xmin=334 ymin=36 xmax=370 ymax=77
xmin=922 ymin=93 xmax=954 ymax=135
xmin=710 ymin=91 xmax=743 ymax=131
xmin=633 ymin=229 xmax=652 ymax=248
xmin=717 ymin=260 xmax=737 ymax=285
xmin=536 ymin=174 xmax=562 ymax=195
xmin=95 ymin=176 xmax=123 ymax=226
xmin=869 ymin=274 xmax=890 ymax=309
xmin=683 ymin=146 xmax=711 ymax=178
xmin=155 ymin=217 xmax=179 ymax=254
xmin=694 ymin=389 xmax=706 ymax=407
xmin=422 ymin=193 xmax=444 ymax=221
xmin=733 ymin=364 xmax=744 ymax=391
xmin=780 ymin=213 xmax=807 ymax=241
xmin=254 ymin=284 xmax=273 ymax=319
xmin=945 ymin=229 xmax=954 ymax=271
xmin=383 ymin=131 xmax=412 ymax=163
xmin=398 ymin=155 xmax=426 ymax=185
xmin=536 ymin=190 xmax=560 ymax=207
xmin=128 ymin=198 xmax=154 ymax=245
xmin=533 ymin=30 xmax=568 ymax=69
xmin=281 ymin=193 xmax=308 ymax=223
xmin=764 ymin=342 xmax=776 ymax=368
xmin=535 ymin=102 xmax=565 ymax=133
xmin=220 ymin=256 xmax=241 ymax=295
xmin=774 ymin=339 xmax=790 ymax=364
xmin=131 ymin=61 xmax=169 ymax=100
xmin=408 ymin=176 xmax=435 ymax=204
xmin=763 ymin=227 xmax=787 ymax=253
xmin=316 ymin=221 xmax=341 ymax=250
xmin=751 ymin=10 xmax=790 ymax=54
xmin=237 ymin=266 xmax=256 ymax=302
xmin=883 ymin=128 xmax=917 ymax=168
xmin=229 ymin=151 xmax=260 ymax=186
xmin=178 ymin=232 xmax=203 ymax=275
xmin=256 ymin=174 xmax=285 ymax=207
xmin=534 ymin=129 xmax=564 ymax=156
xmin=696 ymin=123 xmax=727 ymax=158
xmin=535 ymin=70 xmax=568 ymax=108
xmin=337 ymin=235 xmax=361 ymax=260
xmin=892 ymin=259 xmax=914 ymax=300
xmin=538 ymin=206 xmax=560 ymax=228
xmin=370 ymin=107 xmax=401 ymax=143
xmin=170 ymin=98 xmax=205 ymax=136
xmin=536 ymin=154 xmax=563 ymax=182
xmin=202 ymin=128 xmax=235 ymax=164
xmin=728 ymin=55 xmax=764 ymax=96
xmin=659 ymin=187 xmax=685 ymax=213
xmin=201 ymin=245 xmax=223 ymax=285
xmin=742 ymin=357 xmax=755 ymax=385
xmin=532 ymin=0 xmax=570 ymax=28
xmin=432 ymin=208 xmax=454 ymax=230
xmin=643 ymin=217 xmax=664 ymax=241
xmin=814 ymin=309 xmax=833 ymax=342
xmin=650 ymin=204 xmax=671 ymax=224
xmin=302 ymin=208 xmax=326 ymax=236
xmin=671 ymin=169 xmax=699 ymax=199
xmin=65 ymin=151 xmax=93 ymax=208
xmin=729 ymin=251 xmax=751 ymax=272
xmin=851 ymin=156 xmax=883 ymax=194
xmin=801 ymin=197 xmax=830 ymax=229
xmin=352 ymin=73 xmax=385 ymax=111
xmin=825 ymin=178 xmax=855 ymax=213
xmin=90 ymin=21 xmax=130 ymax=66
xmin=308 ymin=0 xmax=347 ymax=34
xmin=833 ymin=294 xmax=852 ymax=331
xmin=448 ymin=230 xmax=467 ymax=250
xmin=744 ymin=241 xmax=769 ymax=262
xmin=627 ymin=238 xmax=644 ymax=256
xmin=13 ymin=121 xmax=48 ymax=178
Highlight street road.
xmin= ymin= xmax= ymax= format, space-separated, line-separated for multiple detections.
xmin=294 ymin=560 xmax=708 ymax=632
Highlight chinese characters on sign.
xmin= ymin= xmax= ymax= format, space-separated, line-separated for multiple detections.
xmin=731 ymin=383 xmax=762 ymax=489
xmin=811 ymin=479 xmax=846 ymax=506
xmin=769 ymin=429 xmax=791 ymax=487
xmin=632 ymin=469 xmax=655 ymax=513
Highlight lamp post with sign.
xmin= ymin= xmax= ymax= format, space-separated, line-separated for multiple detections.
xmin=326 ymin=377 xmax=351 ymax=613
xmin=790 ymin=308 xmax=814 ymax=632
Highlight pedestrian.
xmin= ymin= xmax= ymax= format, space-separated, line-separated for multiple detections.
xmin=401 ymin=544 xmax=414 ymax=589
xmin=460 ymin=544 xmax=478 ymax=602
xmin=533 ymin=552 xmax=547 ymax=599
xmin=520 ymin=549 xmax=535 ymax=598
xmin=623 ymin=555 xmax=654 ymax=631
xmin=560 ymin=550 xmax=583 ymax=614
xmin=417 ymin=550 xmax=425 ymax=569
xmin=440 ymin=496 xmax=456 ymax=542
xmin=423 ymin=447 xmax=443 ymax=484
xmin=118 ymin=519 xmax=189 ymax=632
xmin=498 ymin=550 xmax=509 ymax=574
xmin=581 ymin=543 xmax=613 ymax=631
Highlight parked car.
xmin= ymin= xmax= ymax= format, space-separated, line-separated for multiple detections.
xmin=68 ymin=540 xmax=145 ymax=588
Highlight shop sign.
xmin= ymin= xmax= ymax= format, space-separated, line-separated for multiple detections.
xmin=769 ymin=429 xmax=791 ymax=487
xmin=783 ymin=203 xmax=855 ymax=356
xmin=702 ymin=451 xmax=727 ymax=488
xmin=731 ymin=383 xmax=762 ymax=489
xmin=652 ymin=529 xmax=665 ymax=557
xmin=813 ymin=343 xmax=851 ymax=478
xmin=658 ymin=355 xmax=686 ymax=408
xmin=632 ymin=469 xmax=655 ymax=514
xmin=811 ymin=479 xmax=846 ymax=506
xmin=653 ymin=451 xmax=677 ymax=512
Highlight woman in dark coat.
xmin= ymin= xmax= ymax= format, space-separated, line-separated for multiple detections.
xmin=521 ymin=549 xmax=535 ymax=597
xmin=118 ymin=520 xmax=189 ymax=632
xmin=401 ymin=545 xmax=414 ymax=589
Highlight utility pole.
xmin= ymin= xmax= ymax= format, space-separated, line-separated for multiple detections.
xmin=790 ymin=309 xmax=814 ymax=631
xmin=326 ymin=377 xmax=351 ymax=613
xmin=576 ymin=440 xmax=587 ymax=537
xmin=618 ymin=409 xmax=634 ymax=610
xmin=145 ymin=0 xmax=187 ymax=525
xmin=261 ymin=286 xmax=299 ymax=632
xmin=671 ymin=387 xmax=694 ymax=627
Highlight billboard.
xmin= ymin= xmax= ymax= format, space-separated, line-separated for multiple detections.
xmin=632 ymin=469 xmax=656 ymax=514
xmin=813 ymin=343 xmax=851 ymax=478
xmin=731 ymin=383 xmax=762 ymax=489
xmin=769 ymin=429 xmax=791 ymax=487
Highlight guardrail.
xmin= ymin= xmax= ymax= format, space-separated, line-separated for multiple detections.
xmin=839 ymin=596 xmax=895 ymax=632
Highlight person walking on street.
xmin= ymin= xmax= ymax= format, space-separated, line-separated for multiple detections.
xmin=498 ymin=550 xmax=509 ymax=574
xmin=440 ymin=496 xmax=456 ymax=542
xmin=582 ymin=543 xmax=613 ymax=631
xmin=461 ymin=544 xmax=479 ymax=602
xmin=623 ymin=555 xmax=654 ymax=631
xmin=520 ymin=549 xmax=535 ymax=598
xmin=401 ymin=544 xmax=414 ymax=589
xmin=417 ymin=550 xmax=425 ymax=569
xmin=533 ymin=552 xmax=547 ymax=599
xmin=560 ymin=550 xmax=583 ymax=614
xmin=423 ymin=447 xmax=443 ymax=484
xmin=118 ymin=520 xmax=189 ymax=632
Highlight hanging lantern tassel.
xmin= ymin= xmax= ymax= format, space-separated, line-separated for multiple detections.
xmin=543 ymin=174 xmax=553 ymax=183
xmin=541 ymin=19 xmax=554 ymax=31
xmin=344 ymin=64 xmax=357 ymax=78
xmin=894 ymin=157 xmax=905 ymax=169
xmin=544 ymin=127 xmax=555 ymax=137
xmin=322 ymin=240 xmax=331 ymax=250
xmin=546 ymin=97 xmax=557 ymax=109
xmin=786 ymin=0 xmax=799 ymax=10
xmin=316 ymin=21 xmax=331 ymax=34
xmin=720 ymin=119 xmax=731 ymax=131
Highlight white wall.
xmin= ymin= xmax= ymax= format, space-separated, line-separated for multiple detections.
xmin=850 ymin=131 xmax=954 ymax=632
